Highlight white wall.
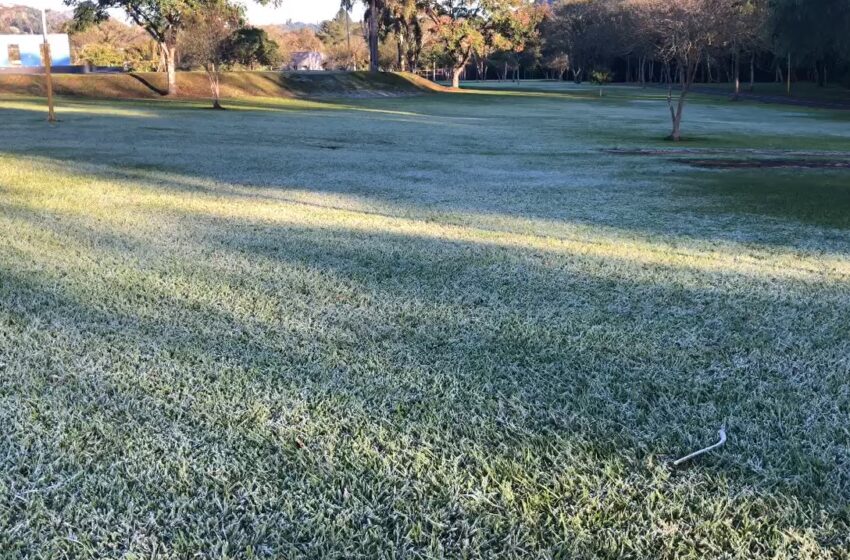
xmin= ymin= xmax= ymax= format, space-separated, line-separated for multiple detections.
xmin=0 ymin=34 xmax=72 ymax=67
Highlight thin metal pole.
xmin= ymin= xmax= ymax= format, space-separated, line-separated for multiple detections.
xmin=41 ymin=7 xmax=56 ymax=123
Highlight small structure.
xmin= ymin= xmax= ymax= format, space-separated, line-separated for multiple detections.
xmin=288 ymin=51 xmax=324 ymax=71
xmin=0 ymin=34 xmax=72 ymax=68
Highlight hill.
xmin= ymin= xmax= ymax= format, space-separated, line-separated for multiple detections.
xmin=0 ymin=70 xmax=445 ymax=100
xmin=0 ymin=4 xmax=70 ymax=34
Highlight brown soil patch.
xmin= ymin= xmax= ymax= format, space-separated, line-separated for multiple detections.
xmin=680 ymin=158 xmax=850 ymax=169
xmin=605 ymin=148 xmax=850 ymax=170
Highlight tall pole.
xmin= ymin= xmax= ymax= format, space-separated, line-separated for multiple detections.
xmin=345 ymin=9 xmax=353 ymax=70
xmin=41 ymin=8 xmax=56 ymax=123
xmin=368 ymin=0 xmax=378 ymax=72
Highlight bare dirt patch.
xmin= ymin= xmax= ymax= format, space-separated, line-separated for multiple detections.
xmin=605 ymin=148 xmax=850 ymax=169
xmin=679 ymin=158 xmax=850 ymax=169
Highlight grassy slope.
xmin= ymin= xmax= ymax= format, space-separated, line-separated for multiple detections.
xmin=0 ymin=70 xmax=444 ymax=100
xmin=0 ymin=85 xmax=849 ymax=558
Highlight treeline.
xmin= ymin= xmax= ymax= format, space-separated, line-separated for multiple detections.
xmin=540 ymin=0 xmax=850 ymax=90
xmin=11 ymin=0 xmax=849 ymax=137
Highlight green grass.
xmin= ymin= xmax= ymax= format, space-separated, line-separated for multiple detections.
xmin=1 ymin=83 xmax=850 ymax=559
xmin=461 ymin=78 xmax=850 ymax=104
xmin=694 ymin=81 xmax=850 ymax=103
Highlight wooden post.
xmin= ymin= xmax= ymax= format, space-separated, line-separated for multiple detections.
xmin=41 ymin=8 xmax=56 ymax=123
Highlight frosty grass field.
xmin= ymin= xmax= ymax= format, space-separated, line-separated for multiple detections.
xmin=1 ymin=81 xmax=849 ymax=558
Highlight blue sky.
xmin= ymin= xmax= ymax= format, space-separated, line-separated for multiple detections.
xmin=16 ymin=0 xmax=364 ymax=25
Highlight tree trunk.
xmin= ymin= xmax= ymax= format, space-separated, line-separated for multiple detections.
xmin=816 ymin=60 xmax=826 ymax=87
xmin=207 ymin=64 xmax=223 ymax=110
xmin=397 ymin=31 xmax=406 ymax=72
xmin=667 ymin=61 xmax=693 ymax=141
xmin=368 ymin=0 xmax=379 ymax=72
xmin=669 ymin=94 xmax=686 ymax=141
xmin=451 ymin=66 xmax=462 ymax=88
xmin=162 ymin=42 xmax=177 ymax=96
xmin=749 ymin=54 xmax=755 ymax=91
xmin=786 ymin=51 xmax=791 ymax=95
xmin=732 ymin=51 xmax=740 ymax=100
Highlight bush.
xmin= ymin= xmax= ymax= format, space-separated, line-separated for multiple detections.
xmin=77 ymin=43 xmax=124 ymax=67
xmin=591 ymin=69 xmax=612 ymax=85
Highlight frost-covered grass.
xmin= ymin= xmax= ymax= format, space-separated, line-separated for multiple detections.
xmin=1 ymin=85 xmax=850 ymax=559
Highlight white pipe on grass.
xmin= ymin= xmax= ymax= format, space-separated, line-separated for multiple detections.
xmin=673 ymin=427 xmax=727 ymax=467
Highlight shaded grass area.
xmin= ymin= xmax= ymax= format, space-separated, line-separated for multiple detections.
xmin=1 ymin=84 xmax=850 ymax=558
xmin=462 ymin=79 xmax=850 ymax=107
xmin=683 ymin=170 xmax=850 ymax=229
xmin=694 ymin=81 xmax=850 ymax=104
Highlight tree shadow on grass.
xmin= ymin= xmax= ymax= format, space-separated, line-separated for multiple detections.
xmin=127 ymin=73 xmax=169 ymax=96
xmin=678 ymin=168 xmax=850 ymax=230
xmin=2 ymin=196 xmax=849 ymax=556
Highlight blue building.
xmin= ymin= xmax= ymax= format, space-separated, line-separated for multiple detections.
xmin=0 ymin=34 xmax=72 ymax=68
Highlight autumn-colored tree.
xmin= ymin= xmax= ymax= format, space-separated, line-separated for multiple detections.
xmin=491 ymin=0 xmax=547 ymax=81
xmin=426 ymin=0 xmax=487 ymax=87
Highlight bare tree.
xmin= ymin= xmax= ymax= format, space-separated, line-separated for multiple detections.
xmin=631 ymin=0 xmax=739 ymax=140
xmin=181 ymin=0 xmax=242 ymax=109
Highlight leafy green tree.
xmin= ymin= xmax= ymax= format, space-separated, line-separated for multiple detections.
xmin=77 ymin=42 xmax=125 ymax=66
xmin=770 ymin=0 xmax=850 ymax=88
xmin=380 ymin=0 xmax=427 ymax=71
xmin=65 ymin=0 xmax=277 ymax=95
xmin=542 ymin=0 xmax=620 ymax=84
xmin=227 ymin=27 xmax=280 ymax=68
xmin=180 ymin=0 xmax=243 ymax=109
